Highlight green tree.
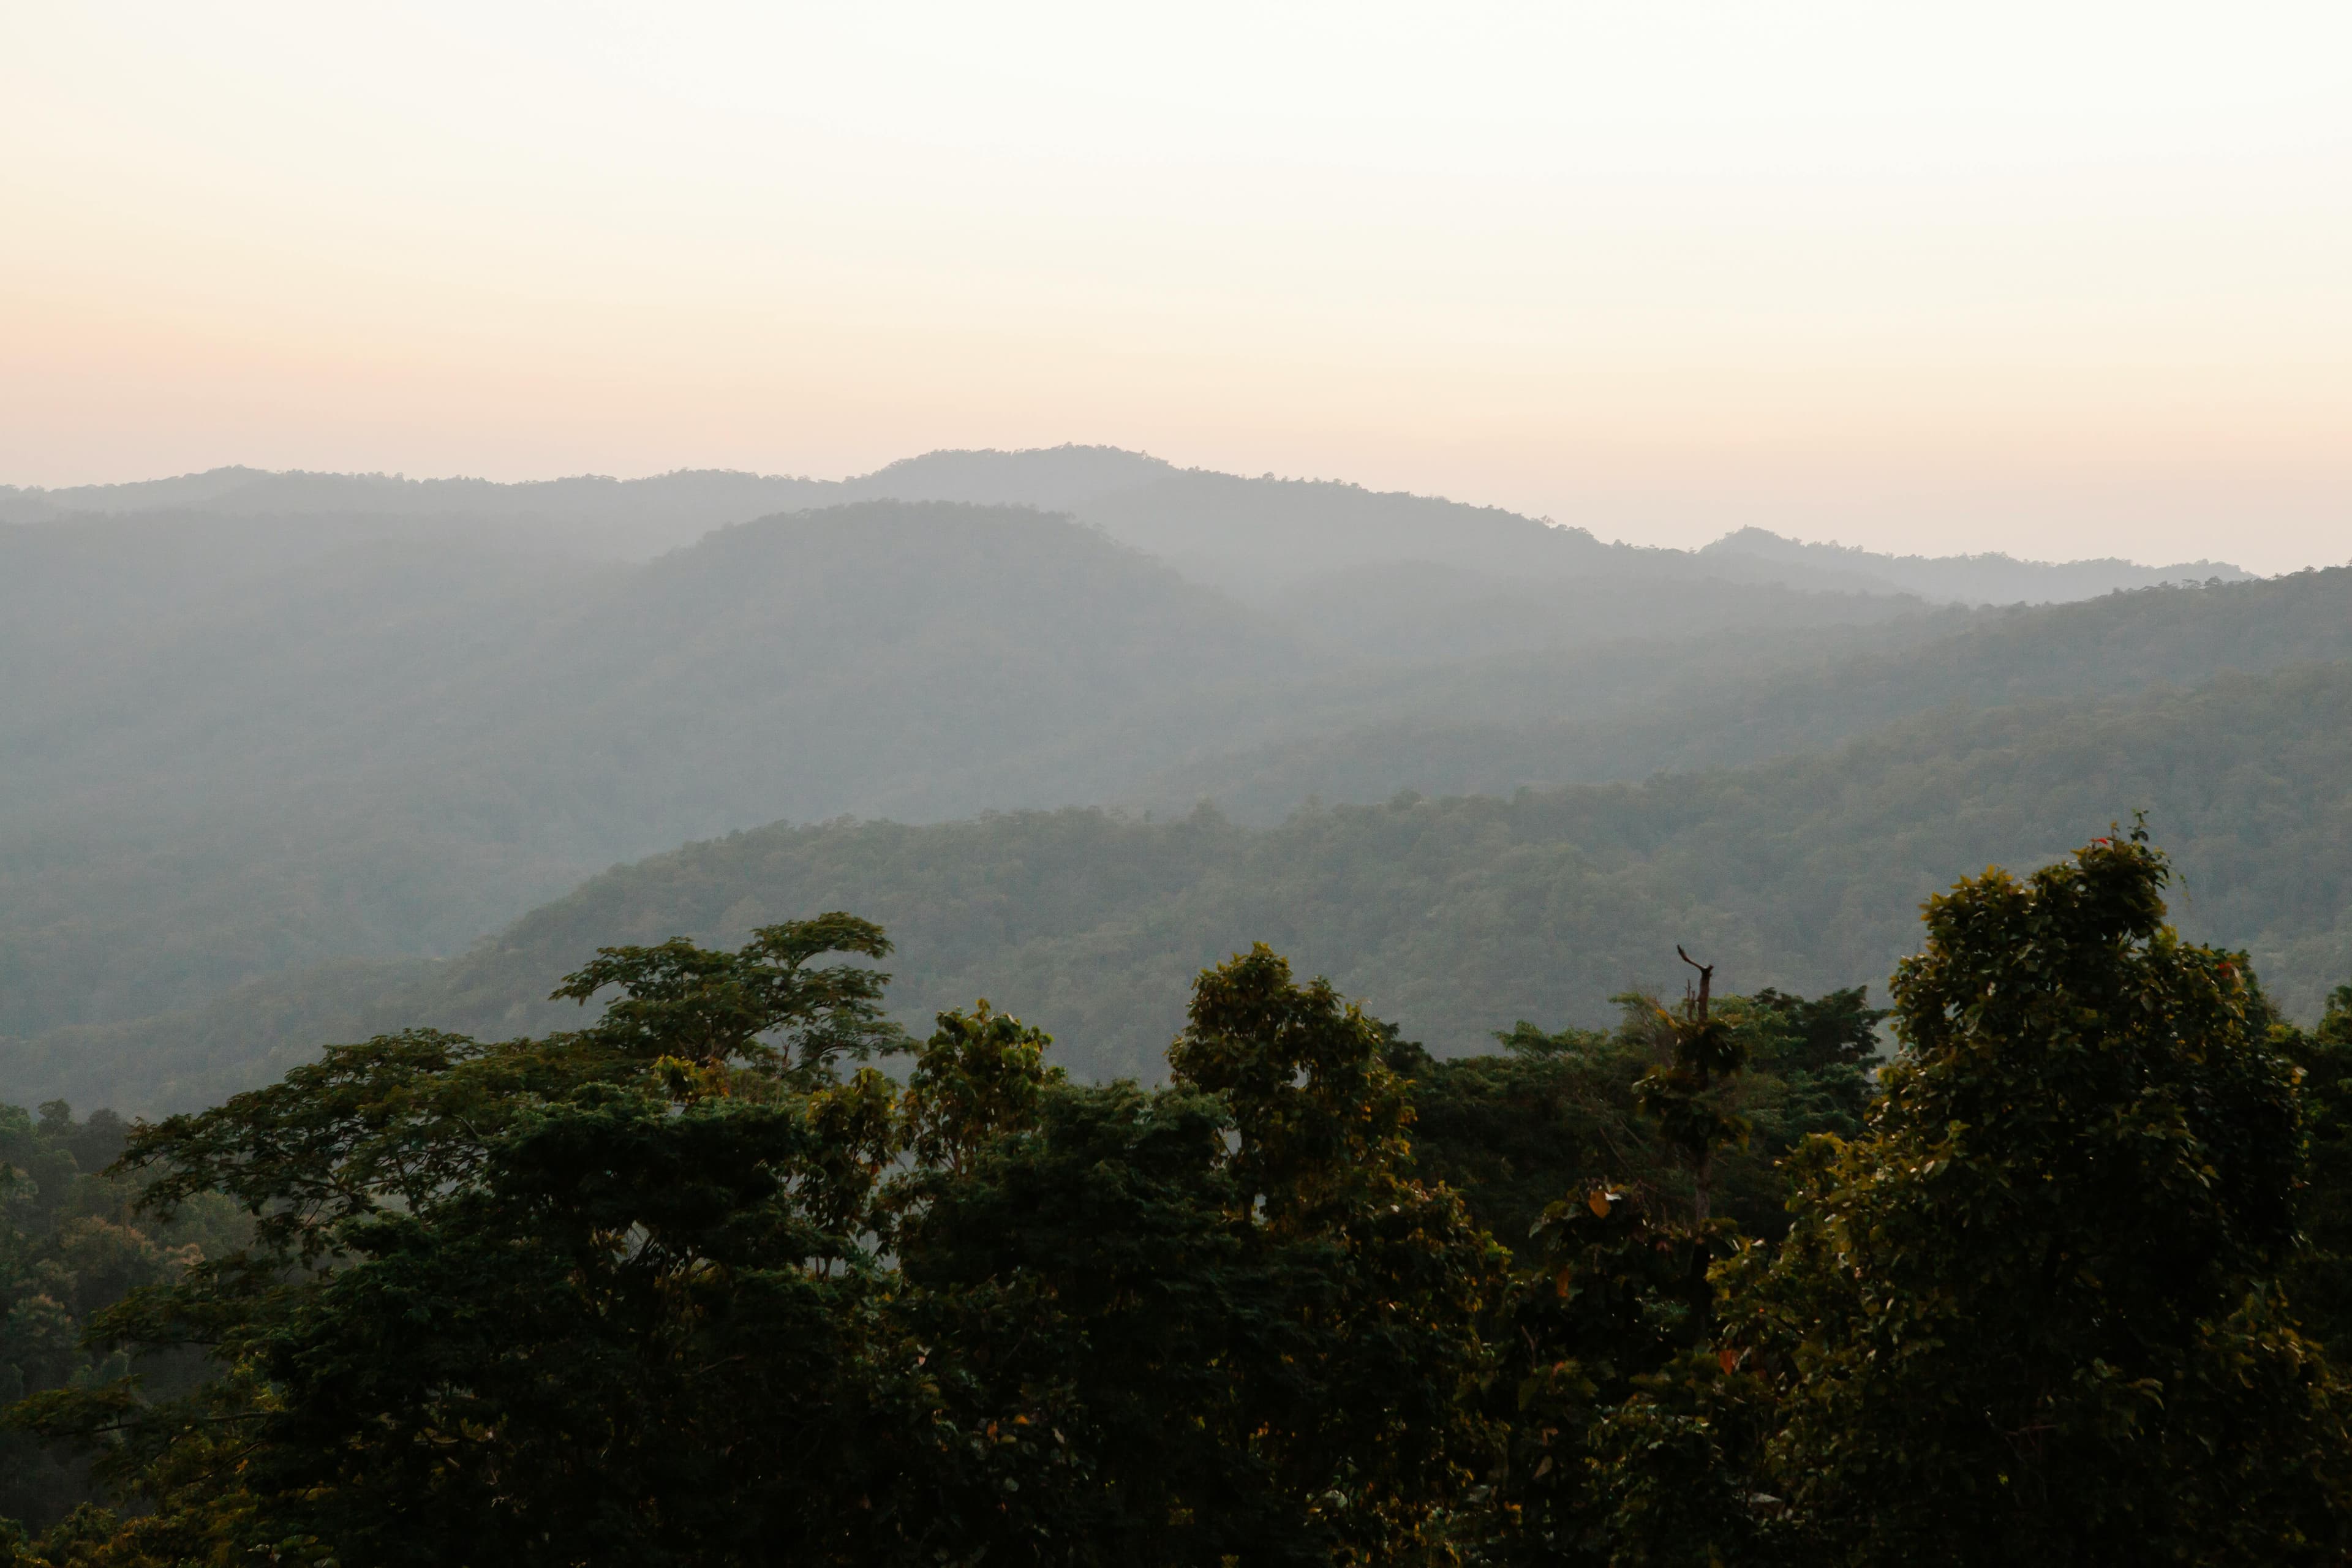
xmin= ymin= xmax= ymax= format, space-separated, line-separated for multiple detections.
xmin=5 ymin=934 xmax=1509 ymax=1568
xmin=1398 ymin=981 xmax=1885 ymax=1251
xmin=1479 ymin=958 xmax=1787 ymax=1568
xmin=2275 ymin=982 xmax=2352 ymax=1350
xmin=897 ymin=1000 xmax=1062 ymax=1180
xmin=0 ymin=1101 xmax=237 ymax=1542
xmin=7 ymin=918 xmax=924 ymax=1566
xmin=1483 ymin=1182 xmax=1760 ymax=1568
xmin=1631 ymin=951 xmax=1751 ymax=1224
xmin=907 ymin=944 xmax=1505 ymax=1564
xmin=1727 ymin=829 xmax=2352 ymax=1564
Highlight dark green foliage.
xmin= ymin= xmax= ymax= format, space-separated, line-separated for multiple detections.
xmin=550 ymin=913 xmax=903 ymax=1080
xmin=1387 ymin=1022 xmax=1656 ymax=1250
xmin=1730 ymin=830 xmax=2352 ymax=1564
xmin=1630 ymin=956 xmax=1751 ymax=1224
xmin=1396 ymin=989 xmax=1876 ymax=1247
xmin=1442 ymin=984 xmax=1829 ymax=1566
xmin=1484 ymin=1186 xmax=1748 ymax=1567
xmin=1169 ymin=944 xmax=1417 ymax=1223
xmin=898 ymin=1001 xmax=1062 ymax=1177
xmin=9 ymin=831 xmax=2352 ymax=1564
xmin=1744 ymin=985 xmax=1884 ymax=1074
xmin=4 ymin=934 xmax=1501 ymax=1566
xmin=225 ymin=1096 xmax=882 ymax=1565
xmin=2275 ymin=984 xmax=2352 ymax=1349
xmin=0 ymin=1103 xmax=244 ymax=1536
xmin=901 ymin=965 xmax=1506 ymax=1565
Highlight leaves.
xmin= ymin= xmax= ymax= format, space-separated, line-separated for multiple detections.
xmin=6 ymin=929 xmax=1507 ymax=1567
xmin=11 ymin=861 xmax=2352 ymax=1566
xmin=553 ymin=913 xmax=906 ymax=1083
xmin=1735 ymin=831 xmax=2352 ymax=1564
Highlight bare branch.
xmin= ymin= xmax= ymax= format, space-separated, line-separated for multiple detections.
xmin=1676 ymin=946 xmax=1714 ymax=1022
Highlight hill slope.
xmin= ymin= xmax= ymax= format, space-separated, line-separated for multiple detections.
xmin=1148 ymin=568 xmax=2352 ymax=816
xmin=4 ymin=533 xmax=2340 ymax=1046
xmin=17 ymin=654 xmax=2347 ymax=1116
xmin=0 ymin=503 xmax=1301 ymax=1036
xmin=0 ymin=453 xmax=2303 ymax=1052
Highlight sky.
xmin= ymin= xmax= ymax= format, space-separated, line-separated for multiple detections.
xmin=2 ymin=1 xmax=2346 ymax=571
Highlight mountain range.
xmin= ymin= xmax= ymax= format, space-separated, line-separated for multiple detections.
xmin=4 ymin=445 xmax=2337 ymax=1117
xmin=4 ymin=445 xmax=2244 ymax=597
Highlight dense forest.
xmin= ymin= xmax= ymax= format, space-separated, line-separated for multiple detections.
xmin=5 ymin=831 xmax=2351 ymax=1563
xmin=0 ymin=1105 xmax=249 ymax=1533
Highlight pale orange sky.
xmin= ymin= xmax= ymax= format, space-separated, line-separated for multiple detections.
xmin=2 ymin=2 xmax=2346 ymax=571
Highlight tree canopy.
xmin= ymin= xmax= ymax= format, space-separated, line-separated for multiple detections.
xmin=4 ymin=832 xmax=2350 ymax=1565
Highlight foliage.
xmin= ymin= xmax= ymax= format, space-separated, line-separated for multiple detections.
xmin=0 ymin=1102 xmax=244 ymax=1536
xmin=1444 ymin=979 xmax=1856 ymax=1566
xmin=3 ymin=935 xmax=1502 ymax=1566
xmin=2274 ymin=982 xmax=2352 ymax=1351
xmin=1629 ymin=954 xmax=1751 ymax=1224
xmin=1399 ymin=987 xmax=1876 ymax=1246
xmin=1727 ymin=829 xmax=2352 ymax=1564
xmin=7 ymin=831 xmax=2351 ymax=1564
xmin=1480 ymin=1179 xmax=1754 ymax=1567
xmin=895 ymin=948 xmax=1506 ymax=1566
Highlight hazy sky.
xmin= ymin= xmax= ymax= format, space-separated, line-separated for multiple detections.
xmin=4 ymin=2 xmax=2346 ymax=571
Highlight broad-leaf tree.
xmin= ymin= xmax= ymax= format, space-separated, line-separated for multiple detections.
xmin=1726 ymin=829 xmax=2352 ymax=1564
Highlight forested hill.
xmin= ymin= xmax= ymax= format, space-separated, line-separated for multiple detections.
xmin=0 ymin=488 xmax=1945 ymax=1044
xmin=0 ymin=450 xmax=2316 ymax=1087
xmin=1149 ymin=564 xmax=2352 ymax=816
xmin=1 ymin=513 xmax=2343 ymax=1054
xmin=15 ymin=652 xmax=2348 ymax=1115
xmin=0 ymin=503 xmax=1296 ymax=1037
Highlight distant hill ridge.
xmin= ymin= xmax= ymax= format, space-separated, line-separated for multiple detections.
xmin=2 ymin=447 xmax=2247 ymax=605
xmin=1702 ymin=525 xmax=2250 ymax=605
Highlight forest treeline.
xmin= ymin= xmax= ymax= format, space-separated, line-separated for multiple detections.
xmin=6 ymin=831 xmax=2352 ymax=1564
